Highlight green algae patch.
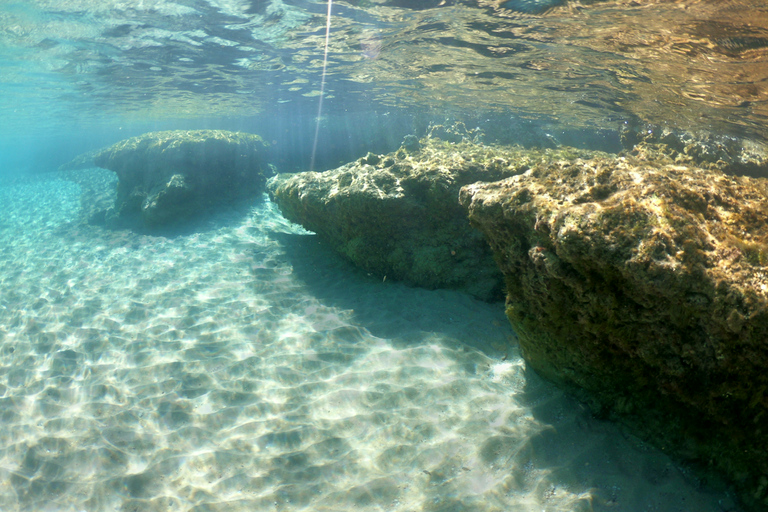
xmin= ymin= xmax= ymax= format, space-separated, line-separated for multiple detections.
xmin=460 ymin=150 xmax=768 ymax=511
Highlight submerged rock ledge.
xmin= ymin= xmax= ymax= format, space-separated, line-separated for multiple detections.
xmin=460 ymin=151 xmax=768 ymax=510
xmin=621 ymin=123 xmax=768 ymax=179
xmin=93 ymin=130 xmax=269 ymax=229
xmin=267 ymin=137 xmax=602 ymax=301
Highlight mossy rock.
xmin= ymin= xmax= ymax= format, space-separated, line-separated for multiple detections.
xmin=621 ymin=122 xmax=768 ymax=178
xmin=460 ymin=150 xmax=768 ymax=511
xmin=267 ymin=136 xmax=604 ymax=301
xmin=93 ymin=130 xmax=268 ymax=229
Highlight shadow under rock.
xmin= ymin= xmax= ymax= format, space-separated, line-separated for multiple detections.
xmin=514 ymin=362 xmax=742 ymax=511
xmin=51 ymin=166 xmax=268 ymax=240
xmin=270 ymin=235 xmax=743 ymax=512
xmin=123 ymin=194 xmax=269 ymax=239
xmin=269 ymin=231 xmax=509 ymax=349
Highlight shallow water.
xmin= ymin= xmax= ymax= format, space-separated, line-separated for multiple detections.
xmin=0 ymin=169 xmax=740 ymax=511
xmin=0 ymin=1 xmax=764 ymax=510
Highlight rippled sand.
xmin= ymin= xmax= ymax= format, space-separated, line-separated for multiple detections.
xmin=0 ymin=169 xmax=741 ymax=511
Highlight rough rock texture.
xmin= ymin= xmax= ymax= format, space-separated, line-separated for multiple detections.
xmin=621 ymin=123 xmax=768 ymax=179
xmin=459 ymin=152 xmax=768 ymax=510
xmin=268 ymin=136 xmax=602 ymax=301
xmin=93 ymin=130 xmax=268 ymax=228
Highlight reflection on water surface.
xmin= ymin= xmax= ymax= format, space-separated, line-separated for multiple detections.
xmin=0 ymin=0 xmax=765 ymax=142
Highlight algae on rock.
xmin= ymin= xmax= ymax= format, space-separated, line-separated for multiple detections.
xmin=460 ymin=150 xmax=768 ymax=511
xmin=268 ymin=135 xmax=604 ymax=301
xmin=93 ymin=130 xmax=268 ymax=229
xmin=621 ymin=122 xmax=768 ymax=178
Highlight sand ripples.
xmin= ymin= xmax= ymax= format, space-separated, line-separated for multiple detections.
xmin=0 ymin=170 xmax=740 ymax=511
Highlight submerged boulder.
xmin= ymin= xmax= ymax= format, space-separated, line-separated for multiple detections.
xmin=93 ymin=130 xmax=268 ymax=228
xmin=459 ymin=152 xmax=768 ymax=510
xmin=267 ymin=136 xmax=601 ymax=301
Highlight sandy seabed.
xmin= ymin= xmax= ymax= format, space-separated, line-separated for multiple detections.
xmin=0 ymin=168 xmax=741 ymax=511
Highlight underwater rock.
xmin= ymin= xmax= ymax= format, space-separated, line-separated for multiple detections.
xmin=268 ymin=136 xmax=601 ymax=301
xmin=621 ymin=122 xmax=768 ymax=179
xmin=93 ymin=130 xmax=268 ymax=229
xmin=58 ymin=148 xmax=101 ymax=172
xmin=459 ymin=151 xmax=768 ymax=511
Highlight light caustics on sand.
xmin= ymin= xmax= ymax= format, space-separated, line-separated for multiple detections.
xmin=310 ymin=0 xmax=333 ymax=173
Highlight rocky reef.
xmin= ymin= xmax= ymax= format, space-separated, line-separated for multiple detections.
xmin=459 ymin=149 xmax=768 ymax=510
xmin=92 ymin=130 xmax=269 ymax=229
xmin=621 ymin=123 xmax=768 ymax=179
xmin=267 ymin=133 xmax=601 ymax=301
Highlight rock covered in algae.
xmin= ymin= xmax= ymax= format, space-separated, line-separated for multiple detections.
xmin=93 ymin=130 xmax=268 ymax=228
xmin=621 ymin=122 xmax=768 ymax=179
xmin=459 ymin=151 xmax=768 ymax=510
xmin=267 ymin=134 xmax=601 ymax=301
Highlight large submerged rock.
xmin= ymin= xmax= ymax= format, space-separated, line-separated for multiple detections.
xmin=93 ymin=130 xmax=268 ymax=228
xmin=267 ymin=135 xmax=601 ymax=301
xmin=459 ymin=151 xmax=768 ymax=509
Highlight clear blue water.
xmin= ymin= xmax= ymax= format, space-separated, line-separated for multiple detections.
xmin=0 ymin=1 xmax=764 ymax=510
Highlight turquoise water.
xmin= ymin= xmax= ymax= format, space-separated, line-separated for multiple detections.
xmin=1 ymin=0 xmax=764 ymax=510
xmin=0 ymin=168 xmax=741 ymax=511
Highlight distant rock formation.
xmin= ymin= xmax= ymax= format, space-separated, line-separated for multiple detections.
xmin=92 ymin=130 xmax=269 ymax=229
xmin=58 ymin=148 xmax=101 ymax=172
xmin=621 ymin=122 xmax=768 ymax=179
xmin=459 ymin=150 xmax=768 ymax=511
xmin=267 ymin=134 xmax=601 ymax=301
